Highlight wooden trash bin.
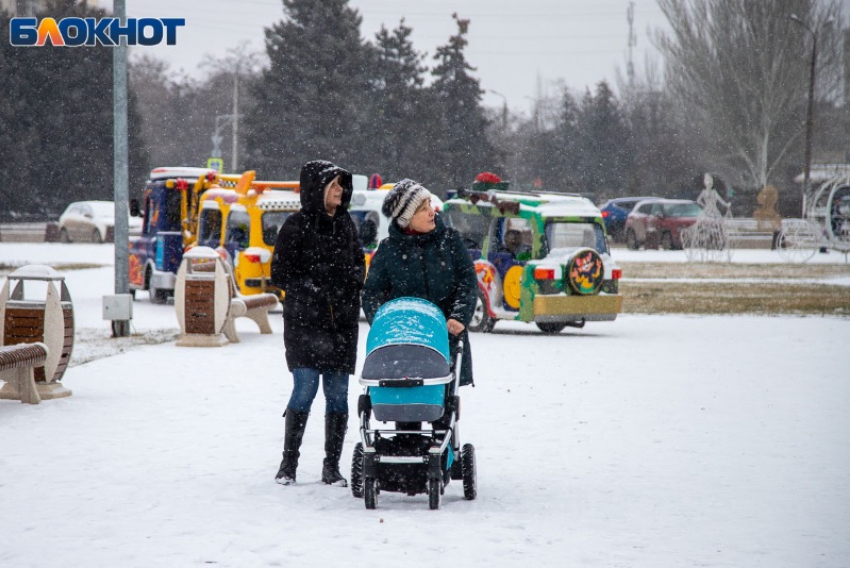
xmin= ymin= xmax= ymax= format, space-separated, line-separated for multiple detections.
xmin=174 ymin=247 xmax=232 ymax=347
xmin=0 ymin=265 xmax=74 ymax=400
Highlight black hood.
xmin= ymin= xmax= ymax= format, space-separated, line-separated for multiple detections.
xmin=299 ymin=160 xmax=353 ymax=215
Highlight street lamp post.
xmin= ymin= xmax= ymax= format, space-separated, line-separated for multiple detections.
xmin=789 ymin=14 xmax=832 ymax=218
xmin=488 ymin=89 xmax=509 ymax=130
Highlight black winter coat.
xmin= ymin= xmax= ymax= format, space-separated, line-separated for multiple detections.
xmin=270 ymin=161 xmax=365 ymax=373
xmin=362 ymin=216 xmax=478 ymax=385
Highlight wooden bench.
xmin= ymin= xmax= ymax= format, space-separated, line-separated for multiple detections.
xmin=0 ymin=343 xmax=48 ymax=404
xmin=194 ymin=260 xmax=278 ymax=343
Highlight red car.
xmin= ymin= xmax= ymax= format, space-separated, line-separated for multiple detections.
xmin=624 ymin=199 xmax=702 ymax=250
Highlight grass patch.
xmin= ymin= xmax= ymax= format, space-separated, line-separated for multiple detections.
xmin=619 ymin=262 xmax=850 ymax=280
xmin=621 ymin=281 xmax=850 ymax=316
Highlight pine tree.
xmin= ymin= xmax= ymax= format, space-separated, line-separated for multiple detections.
xmin=245 ymin=0 xmax=371 ymax=178
xmin=575 ymin=81 xmax=630 ymax=199
xmin=366 ymin=20 xmax=430 ymax=181
xmin=430 ymin=14 xmax=496 ymax=189
xmin=0 ymin=0 xmax=148 ymax=219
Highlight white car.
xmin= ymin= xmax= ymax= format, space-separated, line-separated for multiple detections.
xmin=58 ymin=200 xmax=142 ymax=243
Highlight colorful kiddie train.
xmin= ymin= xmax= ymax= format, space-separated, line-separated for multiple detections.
xmin=195 ymin=170 xmax=300 ymax=299
xmin=442 ymin=177 xmax=623 ymax=333
xmin=128 ymin=167 xmax=222 ymax=303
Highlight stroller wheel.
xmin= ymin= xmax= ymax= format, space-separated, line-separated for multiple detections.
xmin=364 ymin=478 xmax=377 ymax=510
xmin=462 ymin=443 xmax=477 ymax=500
xmin=351 ymin=443 xmax=364 ymax=498
xmin=428 ymin=478 xmax=441 ymax=510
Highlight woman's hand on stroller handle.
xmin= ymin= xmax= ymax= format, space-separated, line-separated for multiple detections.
xmin=447 ymin=318 xmax=465 ymax=336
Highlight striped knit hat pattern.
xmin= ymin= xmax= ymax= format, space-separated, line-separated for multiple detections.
xmin=382 ymin=179 xmax=432 ymax=228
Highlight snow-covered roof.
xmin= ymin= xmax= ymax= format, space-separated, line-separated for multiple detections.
xmin=149 ymin=167 xmax=216 ymax=181
xmin=256 ymin=189 xmax=301 ymax=211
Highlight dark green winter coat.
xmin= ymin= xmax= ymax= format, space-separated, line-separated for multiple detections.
xmin=362 ymin=216 xmax=478 ymax=385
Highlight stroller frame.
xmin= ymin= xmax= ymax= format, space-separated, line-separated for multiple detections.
xmin=352 ymin=339 xmax=476 ymax=510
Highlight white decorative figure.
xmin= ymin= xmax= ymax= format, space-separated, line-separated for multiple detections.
xmin=683 ymin=173 xmax=732 ymax=262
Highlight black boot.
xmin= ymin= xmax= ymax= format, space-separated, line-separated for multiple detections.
xmin=321 ymin=413 xmax=348 ymax=487
xmin=275 ymin=409 xmax=309 ymax=485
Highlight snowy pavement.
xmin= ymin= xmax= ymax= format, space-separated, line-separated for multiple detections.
xmin=0 ymin=244 xmax=849 ymax=567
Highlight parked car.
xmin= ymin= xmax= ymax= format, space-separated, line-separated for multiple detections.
xmin=599 ymin=196 xmax=659 ymax=243
xmin=58 ymin=200 xmax=142 ymax=243
xmin=624 ymin=198 xmax=702 ymax=250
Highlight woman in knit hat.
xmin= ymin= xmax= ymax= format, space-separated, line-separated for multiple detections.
xmin=270 ymin=160 xmax=365 ymax=487
xmin=362 ymin=179 xmax=478 ymax=388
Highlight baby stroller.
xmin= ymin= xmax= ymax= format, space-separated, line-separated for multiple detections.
xmin=351 ymin=297 xmax=477 ymax=510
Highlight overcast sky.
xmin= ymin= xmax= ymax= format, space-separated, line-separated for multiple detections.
xmin=91 ymin=1 xmax=751 ymax=113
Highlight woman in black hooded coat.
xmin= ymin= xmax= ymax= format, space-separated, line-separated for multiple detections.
xmin=270 ymin=160 xmax=365 ymax=487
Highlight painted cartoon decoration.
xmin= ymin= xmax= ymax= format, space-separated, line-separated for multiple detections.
xmin=503 ymin=265 xmax=523 ymax=309
xmin=567 ymin=249 xmax=604 ymax=295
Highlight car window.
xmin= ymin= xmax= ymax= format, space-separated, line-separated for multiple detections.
xmin=350 ymin=210 xmax=380 ymax=249
xmin=225 ymin=210 xmax=250 ymax=249
xmin=545 ymin=222 xmax=608 ymax=254
xmin=163 ymin=190 xmax=182 ymax=231
xmin=444 ymin=210 xmax=491 ymax=250
xmin=636 ymin=203 xmax=652 ymax=214
xmin=497 ymin=217 xmax=533 ymax=258
xmin=650 ymin=203 xmax=664 ymax=215
xmin=198 ymin=208 xmax=222 ymax=244
xmin=665 ymin=202 xmax=702 ymax=217
xmin=261 ymin=211 xmax=291 ymax=246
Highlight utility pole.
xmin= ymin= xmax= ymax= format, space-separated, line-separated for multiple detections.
xmin=232 ymin=62 xmax=240 ymax=172
xmin=626 ymin=1 xmax=636 ymax=89
xmin=789 ymin=14 xmax=833 ymax=217
xmin=109 ymin=0 xmax=131 ymax=338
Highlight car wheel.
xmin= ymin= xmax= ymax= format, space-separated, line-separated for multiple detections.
xmin=536 ymin=322 xmax=567 ymax=334
xmin=59 ymin=228 xmax=71 ymax=243
xmin=364 ymin=478 xmax=377 ymax=510
xmin=468 ymin=292 xmax=495 ymax=333
xmin=626 ymin=229 xmax=639 ymax=250
xmin=91 ymin=229 xmax=103 ymax=244
xmin=146 ymin=268 xmax=168 ymax=305
xmin=661 ymin=231 xmax=673 ymax=250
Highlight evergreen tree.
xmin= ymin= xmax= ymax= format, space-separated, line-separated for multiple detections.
xmin=575 ymin=81 xmax=630 ymax=199
xmin=245 ymin=0 xmax=371 ymax=178
xmin=366 ymin=20 xmax=431 ymax=181
xmin=430 ymin=14 xmax=496 ymax=189
xmin=0 ymin=0 xmax=148 ymax=220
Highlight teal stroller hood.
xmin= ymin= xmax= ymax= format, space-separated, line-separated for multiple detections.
xmin=361 ymin=297 xmax=454 ymax=422
xmin=362 ymin=297 xmax=451 ymax=381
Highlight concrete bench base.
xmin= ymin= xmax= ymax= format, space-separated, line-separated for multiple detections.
xmin=223 ymin=295 xmax=277 ymax=343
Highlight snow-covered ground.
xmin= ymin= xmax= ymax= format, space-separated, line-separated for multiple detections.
xmin=1 ymin=243 xmax=848 ymax=567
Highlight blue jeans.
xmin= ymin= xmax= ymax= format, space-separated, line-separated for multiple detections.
xmin=287 ymin=368 xmax=350 ymax=414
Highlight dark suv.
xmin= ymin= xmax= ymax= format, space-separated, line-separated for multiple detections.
xmin=624 ymin=198 xmax=702 ymax=250
xmin=599 ymin=196 xmax=659 ymax=243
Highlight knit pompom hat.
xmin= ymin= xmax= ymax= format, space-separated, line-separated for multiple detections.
xmin=382 ymin=179 xmax=432 ymax=228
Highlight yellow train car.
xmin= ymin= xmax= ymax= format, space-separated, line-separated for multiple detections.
xmin=195 ymin=171 xmax=300 ymax=299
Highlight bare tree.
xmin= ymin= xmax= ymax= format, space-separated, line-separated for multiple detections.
xmin=654 ymin=0 xmax=844 ymax=189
